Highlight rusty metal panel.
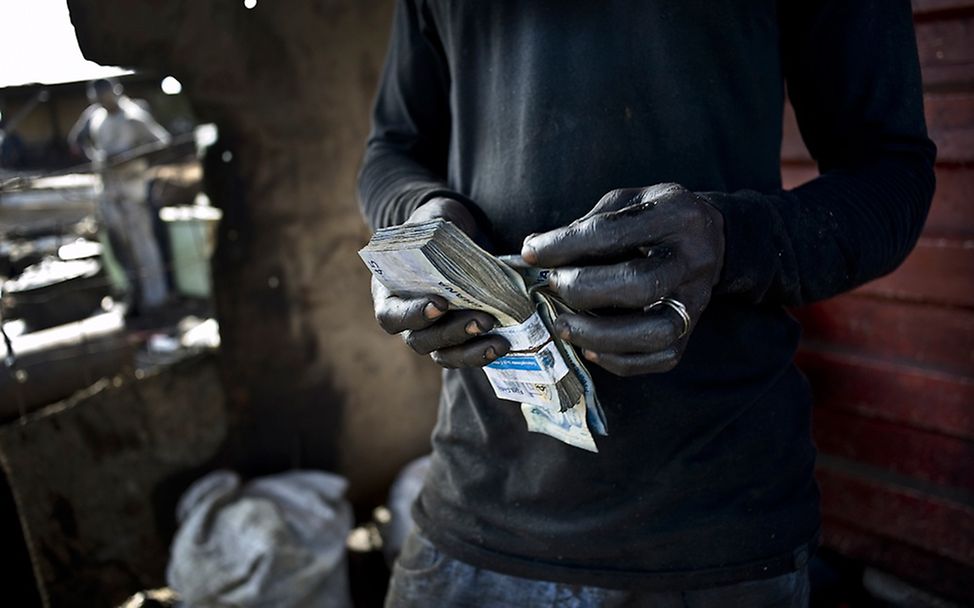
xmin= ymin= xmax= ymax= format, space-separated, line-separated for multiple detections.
xmin=787 ymin=3 xmax=974 ymax=603
xmin=813 ymin=407 xmax=974 ymax=490
xmin=921 ymin=166 xmax=974 ymax=235
xmin=822 ymin=515 xmax=974 ymax=603
xmin=797 ymin=350 xmax=974 ymax=440
xmin=794 ymin=297 xmax=974 ymax=373
xmin=817 ymin=466 xmax=974 ymax=568
xmin=915 ymin=14 xmax=974 ymax=88
xmin=913 ymin=0 xmax=974 ymax=14
xmin=925 ymin=93 xmax=974 ymax=163
xmin=855 ymin=237 xmax=974 ymax=307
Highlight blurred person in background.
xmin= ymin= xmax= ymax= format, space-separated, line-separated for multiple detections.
xmin=69 ymin=77 xmax=171 ymax=316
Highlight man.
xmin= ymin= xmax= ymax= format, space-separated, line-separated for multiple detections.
xmin=69 ymin=78 xmax=171 ymax=313
xmin=359 ymin=2 xmax=935 ymax=606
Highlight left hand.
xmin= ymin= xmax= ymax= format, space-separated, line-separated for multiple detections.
xmin=521 ymin=183 xmax=725 ymax=376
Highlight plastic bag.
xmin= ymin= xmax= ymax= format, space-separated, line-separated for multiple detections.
xmin=167 ymin=469 xmax=353 ymax=608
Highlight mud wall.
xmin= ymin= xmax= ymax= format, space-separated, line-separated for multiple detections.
xmin=66 ymin=0 xmax=440 ymax=506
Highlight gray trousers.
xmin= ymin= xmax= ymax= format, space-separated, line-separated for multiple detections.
xmin=386 ymin=531 xmax=809 ymax=608
xmin=100 ymin=173 xmax=168 ymax=309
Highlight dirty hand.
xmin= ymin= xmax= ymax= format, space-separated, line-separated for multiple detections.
xmin=371 ymin=197 xmax=510 ymax=368
xmin=521 ymin=184 xmax=725 ymax=376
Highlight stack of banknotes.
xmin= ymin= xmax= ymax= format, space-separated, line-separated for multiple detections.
xmin=360 ymin=219 xmax=608 ymax=452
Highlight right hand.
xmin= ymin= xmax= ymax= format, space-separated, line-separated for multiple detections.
xmin=371 ymin=197 xmax=511 ymax=368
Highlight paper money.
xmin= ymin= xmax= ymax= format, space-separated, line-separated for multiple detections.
xmin=360 ymin=219 xmax=608 ymax=451
xmin=521 ymin=399 xmax=598 ymax=453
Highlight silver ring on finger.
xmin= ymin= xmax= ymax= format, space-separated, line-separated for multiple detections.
xmin=650 ymin=297 xmax=691 ymax=339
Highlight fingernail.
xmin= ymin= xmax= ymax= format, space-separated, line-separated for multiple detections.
xmin=465 ymin=320 xmax=482 ymax=335
xmin=582 ymin=349 xmax=599 ymax=362
xmin=521 ymin=238 xmax=538 ymax=264
xmin=484 ymin=347 xmax=497 ymax=361
xmin=554 ymin=319 xmax=571 ymax=340
xmin=424 ymin=302 xmax=445 ymax=320
xmin=547 ymin=270 xmax=560 ymax=292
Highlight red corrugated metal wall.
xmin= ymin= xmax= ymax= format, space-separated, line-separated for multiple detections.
xmin=786 ymin=1 xmax=974 ymax=602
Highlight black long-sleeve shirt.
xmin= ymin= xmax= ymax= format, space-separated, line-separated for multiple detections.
xmin=359 ymin=0 xmax=935 ymax=590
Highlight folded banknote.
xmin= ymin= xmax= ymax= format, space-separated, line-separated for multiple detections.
xmin=359 ymin=219 xmax=607 ymax=452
